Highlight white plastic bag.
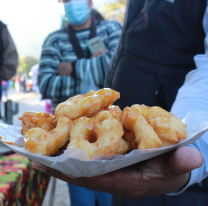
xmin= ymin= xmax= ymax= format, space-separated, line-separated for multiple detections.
xmin=81 ymin=60 xmax=100 ymax=94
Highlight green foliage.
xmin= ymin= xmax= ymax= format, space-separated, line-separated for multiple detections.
xmin=18 ymin=56 xmax=39 ymax=74
xmin=99 ymin=0 xmax=127 ymax=24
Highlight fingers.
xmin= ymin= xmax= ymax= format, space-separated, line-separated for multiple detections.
xmin=29 ymin=146 xmax=203 ymax=199
xmin=93 ymin=50 xmax=103 ymax=57
xmin=57 ymin=62 xmax=73 ymax=76
xmin=93 ymin=49 xmax=109 ymax=57
xmin=103 ymin=49 xmax=109 ymax=54
xmin=31 ymin=161 xmax=77 ymax=183
xmin=31 ymin=160 xmax=115 ymax=192
xmin=31 ymin=161 xmax=110 ymax=189
xmin=169 ymin=146 xmax=204 ymax=174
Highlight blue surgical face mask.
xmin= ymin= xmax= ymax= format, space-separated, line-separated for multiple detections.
xmin=63 ymin=0 xmax=91 ymax=26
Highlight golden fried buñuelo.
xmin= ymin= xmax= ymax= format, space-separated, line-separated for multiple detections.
xmin=132 ymin=105 xmax=174 ymax=120
xmin=148 ymin=117 xmax=187 ymax=147
xmin=24 ymin=116 xmax=72 ymax=156
xmin=123 ymin=129 xmax=137 ymax=150
xmin=70 ymin=117 xmax=96 ymax=143
xmin=115 ymin=138 xmax=130 ymax=155
xmin=55 ymin=88 xmax=120 ymax=120
xmin=18 ymin=111 xmax=57 ymax=136
xmin=69 ymin=109 xmax=128 ymax=156
xmin=121 ymin=107 xmax=162 ymax=149
xmin=55 ymin=91 xmax=96 ymax=115
xmin=132 ymin=104 xmax=187 ymax=147
xmin=68 ymin=118 xmax=124 ymax=159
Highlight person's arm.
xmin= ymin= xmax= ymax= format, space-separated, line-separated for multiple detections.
xmin=169 ymin=6 xmax=208 ymax=194
xmin=38 ymin=32 xmax=76 ymax=99
xmin=167 ymin=68 xmax=208 ymax=195
xmin=1 ymin=26 xmax=18 ymax=81
xmin=70 ymin=21 xmax=122 ymax=88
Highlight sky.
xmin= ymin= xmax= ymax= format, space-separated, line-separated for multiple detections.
xmin=0 ymin=0 xmax=108 ymax=59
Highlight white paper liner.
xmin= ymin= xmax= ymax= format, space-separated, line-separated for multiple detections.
xmin=0 ymin=110 xmax=208 ymax=177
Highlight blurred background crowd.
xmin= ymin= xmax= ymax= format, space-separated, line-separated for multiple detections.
xmin=0 ymin=0 xmax=126 ymax=103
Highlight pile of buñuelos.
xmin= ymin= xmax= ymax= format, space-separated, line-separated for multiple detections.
xmin=19 ymin=88 xmax=187 ymax=160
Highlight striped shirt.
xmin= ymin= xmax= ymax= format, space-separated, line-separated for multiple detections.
xmin=38 ymin=20 xmax=122 ymax=108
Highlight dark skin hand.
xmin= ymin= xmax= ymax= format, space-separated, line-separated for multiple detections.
xmin=57 ymin=62 xmax=73 ymax=76
xmin=92 ymin=49 xmax=108 ymax=58
xmin=31 ymin=146 xmax=203 ymax=199
xmin=57 ymin=50 xmax=108 ymax=76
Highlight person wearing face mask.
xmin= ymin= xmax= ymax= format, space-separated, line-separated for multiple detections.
xmin=38 ymin=0 xmax=122 ymax=115
xmin=38 ymin=0 xmax=122 ymax=205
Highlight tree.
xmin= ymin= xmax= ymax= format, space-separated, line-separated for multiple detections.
xmin=18 ymin=56 xmax=39 ymax=74
xmin=99 ymin=0 xmax=127 ymax=24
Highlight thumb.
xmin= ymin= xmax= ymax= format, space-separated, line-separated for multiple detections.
xmin=169 ymin=146 xmax=204 ymax=174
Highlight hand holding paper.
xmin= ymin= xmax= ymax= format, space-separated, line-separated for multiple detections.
xmin=31 ymin=146 xmax=203 ymax=198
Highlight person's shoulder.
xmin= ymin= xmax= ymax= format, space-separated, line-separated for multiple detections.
xmin=98 ymin=20 xmax=122 ymax=31
xmin=0 ymin=21 xmax=8 ymax=37
xmin=0 ymin=20 xmax=6 ymax=29
xmin=43 ymin=28 xmax=68 ymax=46
xmin=45 ymin=28 xmax=67 ymax=41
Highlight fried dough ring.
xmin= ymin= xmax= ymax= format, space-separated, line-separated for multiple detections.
xmin=121 ymin=107 xmax=162 ymax=149
xmin=69 ymin=109 xmax=130 ymax=156
xmin=68 ymin=118 xmax=124 ymax=159
xmin=55 ymin=88 xmax=120 ymax=120
xmin=18 ymin=111 xmax=57 ymax=136
xmin=70 ymin=117 xmax=96 ymax=143
xmin=132 ymin=105 xmax=187 ymax=147
xmin=68 ymin=109 xmax=126 ymax=159
xmin=24 ymin=116 xmax=72 ymax=156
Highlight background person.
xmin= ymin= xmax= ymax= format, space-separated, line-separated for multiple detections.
xmin=15 ymin=74 xmax=20 ymax=93
xmin=104 ymin=0 xmax=208 ymax=205
xmin=31 ymin=64 xmax=40 ymax=94
xmin=38 ymin=0 xmax=122 ymax=205
xmin=1 ymin=80 xmax=8 ymax=99
xmin=38 ymin=0 xmax=122 ymax=114
xmin=20 ymin=73 xmax=27 ymax=93
xmin=32 ymin=0 xmax=208 ymax=206
xmin=0 ymin=20 xmax=18 ymax=117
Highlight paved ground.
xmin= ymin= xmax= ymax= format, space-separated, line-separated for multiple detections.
xmin=1 ymin=90 xmax=71 ymax=206
xmin=42 ymin=178 xmax=70 ymax=206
